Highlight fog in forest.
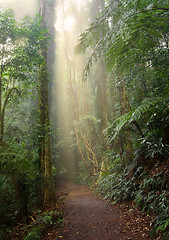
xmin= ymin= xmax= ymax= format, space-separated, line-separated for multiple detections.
xmin=0 ymin=0 xmax=97 ymax=179
xmin=0 ymin=1 xmax=168 ymax=238
xmin=54 ymin=0 xmax=93 ymax=178
xmin=0 ymin=0 xmax=38 ymax=18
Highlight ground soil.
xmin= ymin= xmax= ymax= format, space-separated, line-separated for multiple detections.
xmin=55 ymin=182 xmax=155 ymax=240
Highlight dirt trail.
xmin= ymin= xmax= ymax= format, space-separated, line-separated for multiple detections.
xmin=59 ymin=182 xmax=152 ymax=240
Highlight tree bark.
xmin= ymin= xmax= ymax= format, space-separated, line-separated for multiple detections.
xmin=38 ymin=0 xmax=55 ymax=205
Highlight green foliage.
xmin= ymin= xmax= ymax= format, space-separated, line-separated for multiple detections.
xmin=0 ymin=175 xmax=16 ymax=230
xmin=74 ymin=114 xmax=101 ymax=137
xmin=76 ymin=0 xmax=169 ymax=164
xmin=1 ymin=209 xmax=63 ymax=239
xmin=96 ymin=159 xmax=141 ymax=202
xmin=96 ymin=163 xmax=169 ymax=238
xmin=154 ymin=213 xmax=169 ymax=240
xmin=0 ymin=9 xmax=17 ymax=44
xmin=24 ymin=210 xmax=63 ymax=240
xmin=135 ymin=174 xmax=169 ymax=239
xmin=0 ymin=138 xmax=40 ymax=231
xmin=24 ymin=230 xmax=41 ymax=240
xmin=76 ymin=0 xmax=169 ymax=77
xmin=0 ymin=9 xmax=49 ymax=142
xmin=141 ymin=97 xmax=169 ymax=158
xmin=135 ymin=175 xmax=168 ymax=211
xmin=0 ymin=9 xmax=45 ymax=85
xmin=106 ymin=95 xmax=169 ymax=159
xmin=76 ymin=2 xmax=169 ymax=239
xmin=106 ymin=110 xmax=134 ymax=142
xmin=0 ymin=9 xmax=49 ymax=234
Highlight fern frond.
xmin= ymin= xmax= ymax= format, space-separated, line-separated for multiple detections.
xmin=111 ymin=111 xmax=133 ymax=141
xmin=108 ymin=95 xmax=169 ymax=142
xmin=130 ymin=98 xmax=158 ymax=122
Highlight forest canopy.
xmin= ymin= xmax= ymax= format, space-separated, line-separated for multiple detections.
xmin=76 ymin=0 xmax=169 ymax=160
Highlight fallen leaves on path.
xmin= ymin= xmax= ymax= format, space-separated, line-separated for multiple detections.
xmin=55 ymin=183 xmax=157 ymax=240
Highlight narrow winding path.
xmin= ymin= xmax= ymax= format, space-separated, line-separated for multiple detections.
xmin=59 ymin=183 xmax=152 ymax=240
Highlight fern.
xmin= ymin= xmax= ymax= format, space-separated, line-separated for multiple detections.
xmin=107 ymin=94 xmax=169 ymax=145
xmin=107 ymin=110 xmax=133 ymax=142
xmin=130 ymin=98 xmax=157 ymax=122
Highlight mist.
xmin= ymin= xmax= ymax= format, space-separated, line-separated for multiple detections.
xmin=0 ymin=1 xmax=168 ymax=238
xmin=0 ymin=0 xmax=107 ymax=181
xmin=0 ymin=0 xmax=38 ymax=18
xmin=54 ymin=0 xmax=92 ymax=179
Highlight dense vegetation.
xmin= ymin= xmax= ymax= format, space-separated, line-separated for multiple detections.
xmin=0 ymin=3 xmax=61 ymax=239
xmin=0 ymin=0 xmax=168 ymax=239
xmin=73 ymin=0 xmax=169 ymax=239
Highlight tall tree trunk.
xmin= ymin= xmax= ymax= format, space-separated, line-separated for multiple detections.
xmin=38 ymin=0 xmax=55 ymax=205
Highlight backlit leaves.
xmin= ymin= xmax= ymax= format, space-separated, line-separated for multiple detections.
xmin=76 ymin=0 xmax=169 ymax=78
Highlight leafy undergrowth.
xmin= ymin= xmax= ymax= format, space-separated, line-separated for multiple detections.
xmin=24 ymin=210 xmax=63 ymax=240
xmin=1 ymin=199 xmax=65 ymax=240
xmin=96 ymin=158 xmax=169 ymax=240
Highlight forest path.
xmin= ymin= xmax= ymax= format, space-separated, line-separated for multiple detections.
xmin=58 ymin=182 xmax=152 ymax=240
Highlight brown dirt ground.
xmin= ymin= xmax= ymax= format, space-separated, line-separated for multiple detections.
xmin=55 ymin=182 xmax=156 ymax=240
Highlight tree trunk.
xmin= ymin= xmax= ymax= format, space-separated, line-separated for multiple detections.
xmin=38 ymin=0 xmax=55 ymax=205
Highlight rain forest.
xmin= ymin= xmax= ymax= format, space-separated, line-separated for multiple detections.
xmin=0 ymin=0 xmax=168 ymax=239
